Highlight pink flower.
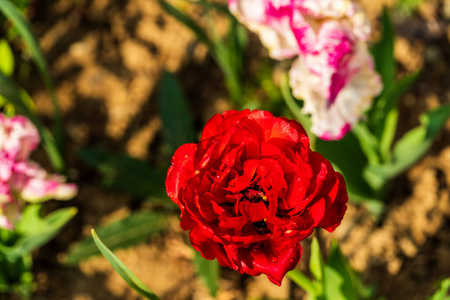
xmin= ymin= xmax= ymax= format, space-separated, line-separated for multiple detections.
xmin=289 ymin=50 xmax=382 ymax=139
xmin=11 ymin=161 xmax=78 ymax=203
xmin=0 ymin=114 xmax=40 ymax=162
xmin=229 ymin=0 xmax=381 ymax=140
xmin=228 ymin=0 xmax=298 ymax=59
xmin=0 ymin=113 xmax=77 ymax=229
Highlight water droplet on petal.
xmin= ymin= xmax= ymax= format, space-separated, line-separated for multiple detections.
xmin=289 ymin=258 xmax=294 ymax=263
xmin=252 ymin=246 xmax=261 ymax=253
xmin=271 ymin=257 xmax=278 ymax=263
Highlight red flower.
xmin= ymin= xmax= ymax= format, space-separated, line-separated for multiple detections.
xmin=166 ymin=110 xmax=347 ymax=285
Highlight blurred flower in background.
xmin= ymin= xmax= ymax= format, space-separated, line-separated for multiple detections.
xmin=228 ymin=0 xmax=298 ymax=59
xmin=229 ymin=0 xmax=382 ymax=140
xmin=0 ymin=114 xmax=77 ymax=229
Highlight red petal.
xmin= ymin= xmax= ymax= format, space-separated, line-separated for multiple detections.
xmin=318 ymin=172 xmax=348 ymax=232
xmin=239 ymin=243 xmax=302 ymax=286
xmin=166 ymin=144 xmax=197 ymax=206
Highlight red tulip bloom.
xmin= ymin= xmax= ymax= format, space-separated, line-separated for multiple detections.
xmin=166 ymin=110 xmax=347 ymax=285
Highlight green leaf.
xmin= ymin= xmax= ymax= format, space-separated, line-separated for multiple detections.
xmin=288 ymin=269 xmax=317 ymax=297
xmin=0 ymin=205 xmax=77 ymax=260
xmin=188 ymin=0 xmax=229 ymax=14
xmin=379 ymin=108 xmax=399 ymax=161
xmin=65 ymin=211 xmax=168 ymax=265
xmin=323 ymin=240 xmax=358 ymax=300
xmin=78 ymin=148 xmax=169 ymax=200
xmin=158 ymin=1 xmax=213 ymax=49
xmin=370 ymin=71 xmax=420 ymax=138
xmin=91 ymin=229 xmax=160 ymax=300
xmin=0 ymin=0 xmax=63 ymax=155
xmin=367 ymin=104 xmax=450 ymax=180
xmin=315 ymin=132 xmax=374 ymax=201
xmin=194 ymin=250 xmax=219 ymax=298
xmin=352 ymin=123 xmax=381 ymax=166
xmin=383 ymin=70 xmax=420 ymax=114
xmin=428 ymin=278 xmax=450 ymax=300
xmin=309 ymin=238 xmax=324 ymax=282
xmin=159 ymin=71 xmax=196 ymax=150
xmin=371 ymin=7 xmax=394 ymax=96
xmin=0 ymin=71 xmax=64 ymax=171
xmin=0 ymin=39 xmax=14 ymax=77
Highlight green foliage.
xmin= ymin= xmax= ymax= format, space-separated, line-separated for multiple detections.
xmin=159 ymin=71 xmax=196 ymax=151
xmin=288 ymin=238 xmax=374 ymax=300
xmin=323 ymin=240 xmax=359 ymax=300
xmin=428 ymin=279 xmax=450 ymax=300
xmin=194 ymin=250 xmax=220 ymax=298
xmin=0 ymin=39 xmax=15 ymax=77
xmin=91 ymin=230 xmax=161 ymax=300
xmin=78 ymin=148 xmax=169 ymax=201
xmin=396 ymin=0 xmax=424 ymax=16
xmin=0 ymin=252 xmax=33 ymax=298
xmin=0 ymin=205 xmax=76 ymax=298
xmin=366 ymin=104 xmax=450 ymax=182
xmin=0 ymin=71 xmax=64 ymax=171
xmin=65 ymin=211 xmax=169 ymax=265
xmin=0 ymin=205 xmax=77 ymax=260
xmin=371 ymin=7 xmax=394 ymax=100
xmin=159 ymin=0 xmax=247 ymax=104
xmin=0 ymin=0 xmax=63 ymax=153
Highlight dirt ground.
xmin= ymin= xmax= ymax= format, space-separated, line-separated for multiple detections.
xmin=1 ymin=0 xmax=450 ymax=299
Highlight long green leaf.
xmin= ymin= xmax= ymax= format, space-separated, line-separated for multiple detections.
xmin=0 ymin=0 xmax=63 ymax=153
xmin=159 ymin=71 xmax=196 ymax=150
xmin=384 ymin=70 xmax=420 ymax=114
xmin=159 ymin=0 xmax=213 ymax=49
xmin=91 ymin=230 xmax=160 ymax=300
xmin=371 ymin=7 xmax=394 ymax=96
xmin=352 ymin=123 xmax=380 ymax=166
xmin=323 ymin=240 xmax=358 ymax=300
xmin=371 ymin=71 xmax=420 ymax=138
xmin=309 ymin=238 xmax=324 ymax=282
xmin=0 ymin=38 xmax=14 ymax=76
xmin=428 ymin=278 xmax=450 ymax=300
xmin=188 ymin=0 xmax=230 ymax=14
xmin=379 ymin=108 xmax=399 ymax=161
xmin=0 ymin=205 xmax=77 ymax=260
xmin=194 ymin=250 xmax=219 ymax=298
xmin=288 ymin=269 xmax=317 ymax=296
xmin=78 ymin=148 xmax=169 ymax=200
xmin=0 ymin=71 xmax=64 ymax=171
xmin=367 ymin=104 xmax=450 ymax=180
xmin=66 ymin=211 xmax=168 ymax=265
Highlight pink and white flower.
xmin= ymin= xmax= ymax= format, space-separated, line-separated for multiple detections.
xmin=289 ymin=52 xmax=382 ymax=140
xmin=228 ymin=0 xmax=298 ymax=59
xmin=0 ymin=114 xmax=77 ymax=229
xmin=0 ymin=114 xmax=40 ymax=162
xmin=228 ymin=0 xmax=381 ymax=140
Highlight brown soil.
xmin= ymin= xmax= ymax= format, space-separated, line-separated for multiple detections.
xmin=2 ymin=0 xmax=450 ymax=299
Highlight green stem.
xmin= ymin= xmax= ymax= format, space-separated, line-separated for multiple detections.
xmin=352 ymin=123 xmax=381 ymax=165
